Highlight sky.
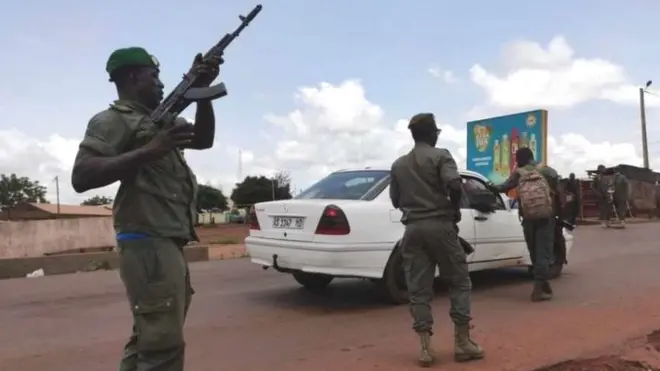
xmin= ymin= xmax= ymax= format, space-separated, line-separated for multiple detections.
xmin=3 ymin=0 xmax=660 ymax=204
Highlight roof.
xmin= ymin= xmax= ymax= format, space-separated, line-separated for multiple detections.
xmin=25 ymin=203 xmax=112 ymax=216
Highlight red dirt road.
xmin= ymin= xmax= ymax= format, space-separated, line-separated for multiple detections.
xmin=2 ymin=224 xmax=660 ymax=371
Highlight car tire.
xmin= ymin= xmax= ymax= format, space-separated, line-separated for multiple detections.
xmin=292 ymin=271 xmax=334 ymax=291
xmin=377 ymin=244 xmax=409 ymax=305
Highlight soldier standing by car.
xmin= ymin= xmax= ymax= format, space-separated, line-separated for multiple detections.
xmin=490 ymin=147 xmax=560 ymax=302
xmin=612 ymin=170 xmax=630 ymax=227
xmin=389 ymin=113 xmax=484 ymax=367
xmin=591 ymin=165 xmax=611 ymax=228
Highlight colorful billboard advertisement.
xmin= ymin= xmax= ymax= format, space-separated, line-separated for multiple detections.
xmin=466 ymin=109 xmax=548 ymax=184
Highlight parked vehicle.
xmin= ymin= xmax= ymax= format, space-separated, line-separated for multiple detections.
xmin=227 ymin=209 xmax=246 ymax=224
xmin=244 ymin=168 xmax=574 ymax=304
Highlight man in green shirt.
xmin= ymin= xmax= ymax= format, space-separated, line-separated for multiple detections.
xmin=491 ymin=147 xmax=560 ymax=302
xmin=71 ymin=47 xmax=221 ymax=371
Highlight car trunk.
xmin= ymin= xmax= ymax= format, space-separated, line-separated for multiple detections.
xmin=251 ymin=199 xmax=343 ymax=242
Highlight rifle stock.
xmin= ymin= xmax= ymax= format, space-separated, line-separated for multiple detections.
xmin=454 ymin=224 xmax=475 ymax=255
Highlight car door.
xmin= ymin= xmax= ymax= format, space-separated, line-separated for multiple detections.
xmin=461 ymin=176 xmax=526 ymax=264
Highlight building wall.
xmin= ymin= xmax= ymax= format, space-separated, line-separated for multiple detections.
xmin=0 ymin=217 xmax=115 ymax=258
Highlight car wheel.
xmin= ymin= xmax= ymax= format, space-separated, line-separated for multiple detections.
xmin=292 ymin=271 xmax=334 ymax=291
xmin=377 ymin=244 xmax=409 ymax=305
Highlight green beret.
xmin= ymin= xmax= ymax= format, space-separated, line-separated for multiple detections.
xmin=105 ymin=47 xmax=160 ymax=76
xmin=408 ymin=112 xmax=439 ymax=131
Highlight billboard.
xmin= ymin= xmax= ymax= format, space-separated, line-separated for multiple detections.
xmin=466 ymin=109 xmax=548 ymax=184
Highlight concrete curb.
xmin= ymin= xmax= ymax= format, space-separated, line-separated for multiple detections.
xmin=0 ymin=246 xmax=210 ymax=280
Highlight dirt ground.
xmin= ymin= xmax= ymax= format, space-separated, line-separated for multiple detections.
xmin=4 ymin=224 xmax=660 ymax=370
xmin=195 ymin=223 xmax=249 ymax=245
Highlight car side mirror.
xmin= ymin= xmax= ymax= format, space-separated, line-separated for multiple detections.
xmin=469 ymin=190 xmax=498 ymax=214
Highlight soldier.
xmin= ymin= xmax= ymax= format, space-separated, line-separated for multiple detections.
xmin=612 ymin=170 xmax=630 ymax=227
xmin=564 ymin=173 xmax=580 ymax=225
xmin=490 ymin=148 xmax=560 ymax=302
xmin=71 ymin=47 xmax=221 ymax=371
xmin=591 ymin=165 xmax=611 ymax=228
xmin=389 ymin=113 xmax=484 ymax=367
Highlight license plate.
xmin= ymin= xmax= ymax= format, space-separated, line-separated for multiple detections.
xmin=272 ymin=216 xmax=305 ymax=229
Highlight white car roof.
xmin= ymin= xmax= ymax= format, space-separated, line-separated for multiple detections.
xmin=334 ymin=167 xmax=489 ymax=182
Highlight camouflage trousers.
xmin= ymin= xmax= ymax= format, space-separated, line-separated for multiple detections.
xmin=612 ymin=196 xmax=628 ymax=221
xmin=597 ymin=199 xmax=611 ymax=221
xmin=522 ymin=218 xmax=555 ymax=283
xmin=117 ymin=237 xmax=194 ymax=371
xmin=401 ymin=218 xmax=472 ymax=334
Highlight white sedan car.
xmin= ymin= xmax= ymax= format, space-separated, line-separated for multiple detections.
xmin=244 ymin=168 xmax=574 ymax=304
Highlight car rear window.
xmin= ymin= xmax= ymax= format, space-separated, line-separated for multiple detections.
xmin=296 ymin=170 xmax=390 ymax=200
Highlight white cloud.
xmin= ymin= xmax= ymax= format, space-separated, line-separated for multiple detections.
xmin=262 ymin=79 xmax=656 ymax=187
xmin=2 ymin=78 xmax=658 ymax=204
xmin=3 ymin=34 xmax=660 ymax=204
xmin=428 ymin=67 xmax=458 ymax=84
xmin=470 ymin=35 xmax=660 ymax=109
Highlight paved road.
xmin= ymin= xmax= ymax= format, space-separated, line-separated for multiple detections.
xmin=2 ymin=224 xmax=660 ymax=371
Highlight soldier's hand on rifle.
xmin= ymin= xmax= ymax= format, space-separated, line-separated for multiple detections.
xmin=143 ymin=122 xmax=195 ymax=159
xmin=189 ymin=53 xmax=224 ymax=88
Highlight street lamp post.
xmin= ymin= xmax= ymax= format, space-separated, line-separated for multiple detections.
xmin=640 ymin=80 xmax=652 ymax=169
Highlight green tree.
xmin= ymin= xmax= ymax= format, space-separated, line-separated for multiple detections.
xmin=231 ymin=171 xmax=293 ymax=206
xmin=81 ymin=195 xmax=114 ymax=206
xmin=0 ymin=173 xmax=48 ymax=209
xmin=197 ymin=184 xmax=229 ymax=212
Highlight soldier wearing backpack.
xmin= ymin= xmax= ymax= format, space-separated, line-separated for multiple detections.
xmin=489 ymin=147 xmax=560 ymax=302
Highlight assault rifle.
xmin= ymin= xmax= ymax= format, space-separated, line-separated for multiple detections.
xmin=150 ymin=4 xmax=263 ymax=123
xmin=557 ymin=218 xmax=576 ymax=232
xmin=454 ymin=224 xmax=475 ymax=255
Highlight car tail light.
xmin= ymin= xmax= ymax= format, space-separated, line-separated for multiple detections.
xmin=248 ymin=206 xmax=260 ymax=230
xmin=315 ymin=205 xmax=350 ymax=235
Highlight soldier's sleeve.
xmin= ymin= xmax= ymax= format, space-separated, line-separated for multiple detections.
xmin=544 ymin=166 xmax=560 ymax=193
xmin=495 ymin=171 xmax=520 ymax=193
xmin=78 ymin=111 xmax=132 ymax=157
xmin=389 ymin=163 xmax=401 ymax=209
xmin=436 ymin=148 xmax=460 ymax=185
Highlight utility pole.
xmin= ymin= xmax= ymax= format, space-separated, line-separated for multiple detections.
xmin=54 ymin=176 xmax=60 ymax=215
xmin=640 ymin=80 xmax=652 ymax=169
xmin=271 ymin=178 xmax=276 ymax=200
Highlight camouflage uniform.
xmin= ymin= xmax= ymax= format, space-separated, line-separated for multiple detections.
xmin=591 ymin=167 xmax=611 ymax=227
xmin=494 ymin=162 xmax=560 ymax=301
xmin=74 ymin=48 xmax=199 ymax=371
xmin=389 ymin=113 xmax=483 ymax=366
xmin=612 ymin=172 xmax=629 ymax=225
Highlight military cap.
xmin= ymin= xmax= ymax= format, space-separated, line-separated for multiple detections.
xmin=408 ymin=112 xmax=440 ymax=132
xmin=105 ymin=47 xmax=160 ymax=76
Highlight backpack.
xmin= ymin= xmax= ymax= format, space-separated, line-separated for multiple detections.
xmin=516 ymin=165 xmax=554 ymax=219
